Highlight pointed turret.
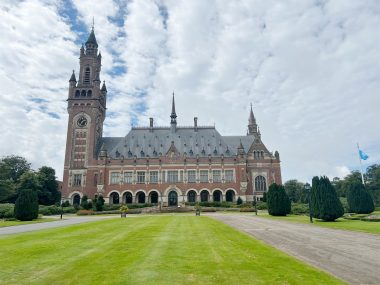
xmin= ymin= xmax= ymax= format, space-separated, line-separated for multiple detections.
xmin=248 ymin=103 xmax=258 ymax=135
xmin=85 ymin=26 xmax=98 ymax=55
xmin=170 ymin=92 xmax=177 ymax=132
xmin=237 ymin=139 xmax=245 ymax=155
xmin=69 ymin=70 xmax=76 ymax=82
xmin=101 ymin=81 xmax=107 ymax=92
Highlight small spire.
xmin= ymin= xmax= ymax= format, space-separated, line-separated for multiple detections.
xmin=92 ymin=16 xmax=95 ymax=30
xmin=101 ymin=81 xmax=107 ymax=92
xmin=248 ymin=103 xmax=258 ymax=135
xmin=170 ymin=92 xmax=177 ymax=123
xmin=86 ymin=26 xmax=98 ymax=48
xmin=69 ymin=70 xmax=76 ymax=82
xmin=249 ymin=103 xmax=256 ymax=124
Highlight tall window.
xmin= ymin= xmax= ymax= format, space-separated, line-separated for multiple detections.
xmin=255 ymin=175 xmax=267 ymax=192
xmin=212 ymin=170 xmax=221 ymax=183
xmin=84 ymin=67 xmax=91 ymax=84
xmin=137 ymin=171 xmax=145 ymax=184
xmin=188 ymin=170 xmax=196 ymax=183
xmin=200 ymin=170 xmax=209 ymax=183
xmin=225 ymin=170 xmax=234 ymax=182
xmin=110 ymin=172 xmax=120 ymax=184
xmin=150 ymin=171 xmax=158 ymax=183
xmin=124 ymin=172 xmax=133 ymax=184
xmin=168 ymin=171 xmax=178 ymax=183
xmin=73 ymin=174 xmax=82 ymax=186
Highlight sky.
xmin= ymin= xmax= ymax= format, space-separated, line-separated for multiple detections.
xmin=0 ymin=0 xmax=379 ymax=183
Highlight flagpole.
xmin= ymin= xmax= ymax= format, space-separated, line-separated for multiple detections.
xmin=357 ymin=143 xmax=365 ymax=185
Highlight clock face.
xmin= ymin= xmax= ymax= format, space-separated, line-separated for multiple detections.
xmin=77 ymin=116 xmax=88 ymax=127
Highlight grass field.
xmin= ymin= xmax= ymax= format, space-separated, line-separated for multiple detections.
xmin=0 ymin=216 xmax=344 ymax=285
xmin=259 ymin=213 xmax=380 ymax=235
xmin=0 ymin=217 xmax=56 ymax=228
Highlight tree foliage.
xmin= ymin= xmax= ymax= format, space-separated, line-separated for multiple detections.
xmin=347 ymin=182 xmax=374 ymax=214
xmin=95 ymin=196 xmax=105 ymax=211
xmin=310 ymin=176 xmax=343 ymax=221
xmin=267 ymin=183 xmax=291 ymax=216
xmin=284 ymin=180 xmax=305 ymax=203
xmin=14 ymin=189 xmax=39 ymax=221
xmin=37 ymin=166 xmax=60 ymax=205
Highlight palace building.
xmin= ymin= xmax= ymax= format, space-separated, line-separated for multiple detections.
xmin=61 ymin=28 xmax=282 ymax=206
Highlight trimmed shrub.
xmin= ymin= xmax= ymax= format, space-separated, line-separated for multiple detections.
xmin=0 ymin=203 xmax=15 ymax=219
xmin=95 ymin=196 xmax=105 ymax=211
xmin=39 ymin=205 xmax=61 ymax=216
xmin=347 ymin=182 xmax=375 ymax=214
xmin=240 ymin=207 xmax=255 ymax=212
xmin=81 ymin=195 xmax=92 ymax=210
xmin=61 ymin=201 xmax=70 ymax=207
xmin=77 ymin=210 xmax=94 ymax=215
xmin=256 ymin=201 xmax=267 ymax=210
xmin=310 ymin=176 xmax=344 ymax=221
xmin=267 ymin=183 xmax=291 ymax=216
xmin=291 ymin=203 xmax=309 ymax=215
xmin=14 ymin=189 xmax=39 ymax=221
xmin=236 ymin=197 xmax=243 ymax=205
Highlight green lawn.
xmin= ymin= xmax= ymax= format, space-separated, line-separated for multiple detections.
xmin=0 ymin=218 xmax=56 ymax=228
xmin=0 ymin=216 xmax=344 ymax=285
xmin=259 ymin=213 xmax=380 ymax=235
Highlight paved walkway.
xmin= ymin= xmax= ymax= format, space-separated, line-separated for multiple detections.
xmin=209 ymin=213 xmax=380 ymax=285
xmin=0 ymin=215 xmax=117 ymax=236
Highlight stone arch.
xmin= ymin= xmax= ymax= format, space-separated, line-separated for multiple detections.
xmin=212 ymin=188 xmax=223 ymax=202
xmin=200 ymin=189 xmax=211 ymax=202
xmin=135 ymin=190 xmax=146 ymax=204
xmin=108 ymin=191 xmax=120 ymax=205
xmin=69 ymin=191 xmax=83 ymax=205
xmin=225 ymin=189 xmax=236 ymax=202
xmin=187 ymin=189 xmax=197 ymax=203
xmin=163 ymin=186 xmax=182 ymax=197
xmin=168 ymin=190 xmax=178 ymax=206
xmin=121 ymin=190 xmax=133 ymax=204
xmin=148 ymin=190 xmax=160 ymax=204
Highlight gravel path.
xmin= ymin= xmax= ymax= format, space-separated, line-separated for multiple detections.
xmin=209 ymin=213 xmax=380 ymax=285
xmin=0 ymin=215 xmax=117 ymax=236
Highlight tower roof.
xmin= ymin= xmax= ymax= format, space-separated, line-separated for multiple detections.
xmin=249 ymin=103 xmax=256 ymax=124
xmin=69 ymin=70 xmax=76 ymax=82
xmin=85 ymin=27 xmax=98 ymax=47
xmin=170 ymin=92 xmax=177 ymax=121
xmin=101 ymin=81 xmax=107 ymax=92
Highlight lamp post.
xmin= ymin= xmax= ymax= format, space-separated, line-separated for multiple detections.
xmin=60 ymin=196 xmax=64 ymax=220
xmin=253 ymin=195 xmax=257 ymax=215
xmin=304 ymin=183 xmax=313 ymax=223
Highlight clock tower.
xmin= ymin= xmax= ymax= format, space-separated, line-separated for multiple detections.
xmin=62 ymin=27 xmax=107 ymax=197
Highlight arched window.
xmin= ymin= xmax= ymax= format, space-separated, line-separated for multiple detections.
xmin=110 ymin=192 xmax=120 ymax=205
xmin=84 ymin=67 xmax=91 ymax=84
xmin=187 ymin=190 xmax=196 ymax=203
xmin=72 ymin=194 xmax=80 ymax=205
xmin=213 ymin=190 xmax=222 ymax=202
xmin=87 ymin=90 xmax=92 ymax=97
xmin=200 ymin=190 xmax=209 ymax=202
xmin=81 ymin=90 xmax=86 ymax=97
xmin=75 ymin=90 xmax=80 ymax=97
xmin=150 ymin=191 xmax=159 ymax=204
xmin=255 ymin=176 xmax=267 ymax=192
xmin=124 ymin=192 xmax=132 ymax=204
xmin=136 ymin=191 xmax=145 ymax=204
xmin=226 ymin=190 xmax=235 ymax=202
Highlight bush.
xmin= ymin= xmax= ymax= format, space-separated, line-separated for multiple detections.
xmin=80 ymin=195 xmax=92 ymax=210
xmin=0 ymin=203 xmax=15 ymax=219
xmin=310 ymin=176 xmax=344 ymax=221
xmin=240 ymin=207 xmax=255 ymax=212
xmin=256 ymin=201 xmax=267 ymax=210
xmin=39 ymin=205 xmax=61 ymax=216
xmin=94 ymin=196 xmax=105 ymax=211
xmin=347 ymin=182 xmax=375 ymax=214
xmin=291 ymin=203 xmax=309 ymax=215
xmin=339 ymin=197 xmax=349 ymax=213
xmin=201 ymin=207 xmax=216 ymax=212
xmin=61 ymin=201 xmax=70 ymax=207
xmin=77 ymin=210 xmax=94 ymax=215
xmin=198 ymin=201 xmax=232 ymax=208
xmin=267 ymin=183 xmax=291 ymax=216
xmin=236 ymin=197 xmax=243 ymax=205
xmin=14 ymin=189 xmax=39 ymax=221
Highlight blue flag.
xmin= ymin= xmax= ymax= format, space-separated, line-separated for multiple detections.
xmin=359 ymin=149 xmax=369 ymax=160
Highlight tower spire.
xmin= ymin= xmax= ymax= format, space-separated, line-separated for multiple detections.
xmin=170 ymin=92 xmax=177 ymax=132
xmin=248 ymin=103 xmax=258 ymax=135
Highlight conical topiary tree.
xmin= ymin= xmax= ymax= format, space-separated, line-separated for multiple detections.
xmin=267 ymin=183 xmax=291 ymax=216
xmin=347 ymin=181 xmax=375 ymax=214
xmin=14 ymin=188 xmax=39 ymax=221
xmin=310 ymin=176 xmax=343 ymax=221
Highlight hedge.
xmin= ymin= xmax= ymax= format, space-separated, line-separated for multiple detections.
xmin=0 ymin=203 xmax=15 ymax=219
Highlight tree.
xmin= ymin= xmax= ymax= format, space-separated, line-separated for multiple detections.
xmin=0 ymin=179 xmax=15 ymax=202
xmin=81 ymin=195 xmax=91 ymax=210
xmin=95 ymin=196 xmax=105 ymax=211
xmin=37 ymin=166 xmax=60 ymax=205
xmin=284 ymin=180 xmax=304 ymax=203
xmin=14 ymin=189 xmax=39 ymax=221
xmin=17 ymin=171 xmax=41 ymax=195
xmin=0 ymin=156 xmax=31 ymax=182
xmin=267 ymin=183 xmax=291 ymax=216
xmin=262 ymin=191 xmax=267 ymax=202
xmin=347 ymin=182 xmax=374 ymax=214
xmin=310 ymin=176 xmax=343 ymax=221
xmin=366 ymin=164 xmax=380 ymax=206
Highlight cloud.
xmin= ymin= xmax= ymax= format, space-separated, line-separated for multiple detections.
xmin=0 ymin=0 xmax=379 ymax=182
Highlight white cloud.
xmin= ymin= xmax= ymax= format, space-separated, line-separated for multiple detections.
xmin=0 ymin=0 xmax=379 ymax=182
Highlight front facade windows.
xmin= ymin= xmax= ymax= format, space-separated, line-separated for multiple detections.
xmin=187 ymin=170 xmax=196 ymax=183
xmin=224 ymin=170 xmax=234 ymax=182
xmin=255 ymin=175 xmax=267 ymax=192
xmin=73 ymin=174 xmax=82 ymax=186
xmin=167 ymin=171 xmax=178 ymax=183
xmin=124 ymin=172 xmax=133 ymax=183
xmin=212 ymin=170 xmax=221 ymax=183
xmin=137 ymin=171 xmax=145 ymax=184
xmin=110 ymin=172 xmax=120 ymax=184
xmin=200 ymin=170 xmax=208 ymax=183
xmin=150 ymin=171 xmax=158 ymax=183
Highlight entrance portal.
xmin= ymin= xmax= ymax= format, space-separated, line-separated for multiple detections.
xmin=168 ymin=191 xmax=178 ymax=206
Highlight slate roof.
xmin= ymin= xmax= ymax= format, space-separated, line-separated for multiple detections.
xmin=99 ymin=126 xmax=270 ymax=159
xmin=86 ymin=28 xmax=98 ymax=47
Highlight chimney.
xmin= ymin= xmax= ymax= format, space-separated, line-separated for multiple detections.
xmin=194 ymin=117 xmax=198 ymax=132
xmin=149 ymin=117 xmax=153 ymax=132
